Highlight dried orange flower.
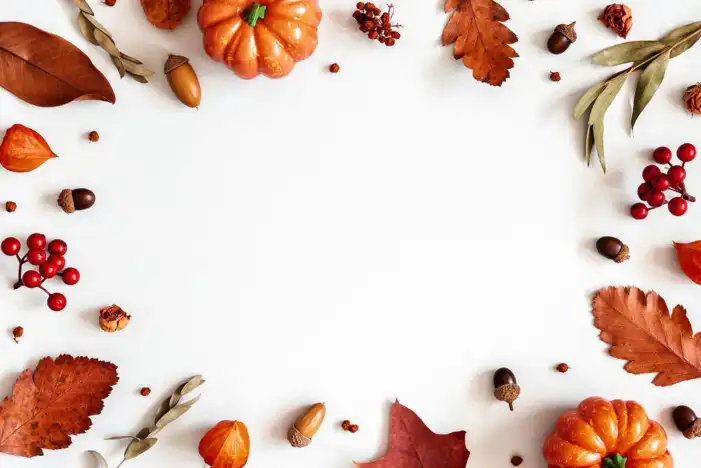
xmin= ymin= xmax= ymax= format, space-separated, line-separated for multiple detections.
xmin=599 ymin=4 xmax=633 ymax=39
xmin=684 ymin=84 xmax=701 ymax=115
xmin=99 ymin=305 xmax=131 ymax=333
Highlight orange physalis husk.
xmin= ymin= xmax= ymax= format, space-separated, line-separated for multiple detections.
xmin=0 ymin=124 xmax=57 ymax=173
xmin=674 ymin=241 xmax=701 ymax=285
xmin=199 ymin=420 xmax=250 ymax=468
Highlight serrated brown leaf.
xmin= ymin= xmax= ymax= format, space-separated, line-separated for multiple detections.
xmin=0 ymin=22 xmax=115 ymax=107
xmin=140 ymin=0 xmax=191 ymax=30
xmin=441 ymin=0 xmax=518 ymax=86
xmin=0 ymin=355 xmax=118 ymax=457
xmin=592 ymin=286 xmax=701 ymax=386
xmin=354 ymin=400 xmax=469 ymax=468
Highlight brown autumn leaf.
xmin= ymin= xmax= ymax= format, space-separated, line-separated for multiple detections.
xmin=141 ymin=0 xmax=192 ymax=30
xmin=0 ymin=355 xmax=119 ymax=457
xmin=442 ymin=0 xmax=518 ymax=86
xmin=0 ymin=22 xmax=115 ymax=107
xmin=673 ymin=241 xmax=701 ymax=285
xmin=592 ymin=286 xmax=701 ymax=386
xmin=354 ymin=400 xmax=469 ymax=468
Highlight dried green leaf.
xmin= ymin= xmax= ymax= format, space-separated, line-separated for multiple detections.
xmin=661 ymin=21 xmax=701 ymax=44
xmin=592 ymin=41 xmax=666 ymax=66
xmin=88 ymin=450 xmax=108 ymax=468
xmin=154 ymin=395 xmax=201 ymax=431
xmin=135 ymin=427 xmax=151 ymax=439
xmin=585 ymin=124 xmax=594 ymax=166
xmin=80 ymin=12 xmax=112 ymax=38
xmin=593 ymin=118 xmax=607 ymax=173
xmin=73 ymin=0 xmax=95 ymax=15
xmin=124 ymin=438 xmax=158 ymax=460
xmin=77 ymin=13 xmax=98 ymax=45
xmin=122 ymin=60 xmax=154 ymax=77
xmin=111 ymin=56 xmax=127 ymax=78
xmin=180 ymin=375 xmax=205 ymax=396
xmin=632 ymin=51 xmax=670 ymax=129
xmin=105 ymin=436 xmax=140 ymax=441
xmin=120 ymin=52 xmax=143 ymax=65
xmin=127 ymin=73 xmax=149 ymax=83
xmin=574 ymin=82 xmax=607 ymax=120
xmin=671 ymin=34 xmax=701 ymax=58
xmin=588 ymin=73 xmax=628 ymax=125
xmin=93 ymin=29 xmax=120 ymax=57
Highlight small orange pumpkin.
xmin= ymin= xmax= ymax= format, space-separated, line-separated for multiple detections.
xmin=543 ymin=397 xmax=673 ymax=468
xmin=198 ymin=0 xmax=322 ymax=79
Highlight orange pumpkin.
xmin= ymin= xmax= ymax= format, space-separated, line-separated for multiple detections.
xmin=198 ymin=0 xmax=322 ymax=79
xmin=543 ymin=397 xmax=673 ymax=468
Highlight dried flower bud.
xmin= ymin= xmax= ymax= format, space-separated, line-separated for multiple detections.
xmin=5 ymin=201 xmax=16 ymax=213
xmin=684 ymin=84 xmax=701 ymax=115
xmin=88 ymin=131 xmax=100 ymax=142
xmin=599 ymin=4 xmax=633 ymax=39
xmin=99 ymin=305 xmax=131 ymax=333
xmin=140 ymin=387 xmax=151 ymax=396
xmin=12 ymin=326 xmax=23 ymax=343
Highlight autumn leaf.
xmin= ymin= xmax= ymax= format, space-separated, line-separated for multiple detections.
xmin=0 ymin=355 xmax=118 ymax=457
xmin=592 ymin=286 xmax=701 ymax=386
xmin=442 ymin=0 xmax=518 ymax=86
xmin=141 ymin=0 xmax=192 ymax=30
xmin=199 ymin=420 xmax=250 ymax=468
xmin=355 ymin=400 xmax=469 ymax=468
xmin=0 ymin=124 xmax=57 ymax=173
xmin=673 ymin=241 xmax=701 ymax=285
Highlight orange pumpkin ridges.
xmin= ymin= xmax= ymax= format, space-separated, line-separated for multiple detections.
xmin=0 ymin=124 xmax=57 ymax=173
xmin=198 ymin=0 xmax=322 ymax=79
xmin=199 ymin=420 xmax=250 ymax=468
xmin=543 ymin=397 xmax=673 ymax=468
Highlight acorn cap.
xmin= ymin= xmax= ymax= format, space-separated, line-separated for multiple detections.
xmin=683 ymin=418 xmax=701 ymax=439
xmin=494 ymin=383 xmax=520 ymax=411
xmin=164 ymin=54 xmax=189 ymax=74
xmin=287 ymin=425 xmax=312 ymax=448
xmin=614 ymin=244 xmax=630 ymax=263
xmin=555 ymin=22 xmax=577 ymax=43
xmin=57 ymin=189 xmax=75 ymax=214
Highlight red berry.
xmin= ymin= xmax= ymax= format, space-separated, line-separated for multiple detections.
xmin=391 ymin=31 xmax=401 ymax=39
xmin=47 ymin=239 xmax=67 ymax=256
xmin=677 ymin=143 xmax=697 ymax=162
xmin=1 ymin=237 xmax=21 ymax=256
xmin=647 ymin=191 xmax=666 ymax=207
xmin=368 ymin=30 xmax=378 ymax=39
xmin=22 ymin=270 xmax=42 ymax=288
xmin=652 ymin=146 xmax=672 ymax=164
xmin=642 ymin=165 xmax=661 ymax=181
xmin=630 ymin=203 xmax=649 ymax=220
xmin=667 ymin=165 xmax=686 ymax=185
xmin=47 ymin=254 xmax=66 ymax=271
xmin=26 ymin=233 xmax=46 ymax=250
xmin=637 ymin=183 xmax=652 ymax=201
xmin=47 ymin=293 xmax=67 ymax=312
xmin=26 ymin=248 xmax=46 ymax=266
xmin=62 ymin=267 xmax=80 ymax=286
xmin=669 ymin=197 xmax=689 ymax=216
xmin=39 ymin=262 xmax=58 ymax=279
xmin=651 ymin=173 xmax=671 ymax=191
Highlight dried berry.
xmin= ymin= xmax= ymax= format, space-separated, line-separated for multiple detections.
xmin=58 ymin=188 xmax=96 ymax=213
xmin=549 ymin=71 xmax=561 ymax=82
xmin=99 ymin=305 xmax=131 ymax=333
xmin=5 ymin=201 xmax=16 ymax=213
xmin=341 ymin=420 xmax=351 ymax=430
xmin=329 ymin=63 xmax=340 ymax=73
xmin=140 ymin=387 xmax=151 ymax=396
xmin=88 ymin=130 xmax=100 ymax=142
xmin=684 ymin=84 xmax=701 ymax=115
xmin=673 ymin=405 xmax=701 ymax=439
xmin=596 ymin=236 xmax=629 ymax=263
xmin=165 ymin=54 xmax=201 ymax=108
xmin=555 ymin=363 xmax=569 ymax=373
xmin=547 ymin=22 xmax=576 ymax=54
xmin=493 ymin=367 xmax=520 ymax=411
xmin=12 ymin=326 xmax=23 ymax=343
xmin=349 ymin=424 xmax=359 ymax=433
xmin=353 ymin=3 xmax=401 ymax=46
xmin=511 ymin=455 xmax=523 ymax=466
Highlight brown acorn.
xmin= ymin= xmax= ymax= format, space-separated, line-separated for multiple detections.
xmin=165 ymin=55 xmax=202 ymax=108
xmin=58 ymin=188 xmax=96 ymax=213
xmin=287 ymin=402 xmax=326 ymax=448
xmin=493 ymin=367 xmax=520 ymax=411
xmin=673 ymin=405 xmax=701 ymax=439
xmin=547 ymin=22 xmax=577 ymax=54
xmin=596 ymin=236 xmax=629 ymax=263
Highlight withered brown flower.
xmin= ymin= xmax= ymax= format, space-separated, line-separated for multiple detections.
xmin=684 ymin=84 xmax=701 ymax=115
xmin=99 ymin=305 xmax=131 ymax=333
xmin=599 ymin=4 xmax=633 ymax=39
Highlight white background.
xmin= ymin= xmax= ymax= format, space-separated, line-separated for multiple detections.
xmin=2 ymin=1 xmax=701 ymax=467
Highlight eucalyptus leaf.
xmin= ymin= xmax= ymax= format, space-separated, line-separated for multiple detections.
xmin=73 ymin=0 xmax=95 ymax=15
xmin=111 ymin=56 xmax=127 ymax=78
xmin=671 ymin=34 xmax=701 ymax=58
xmin=574 ymin=82 xmax=607 ymax=120
xmin=93 ymin=29 xmax=120 ymax=57
xmin=135 ymin=427 xmax=151 ymax=439
xmin=632 ymin=51 xmax=670 ymax=129
xmin=77 ymin=13 xmax=98 ymax=45
xmin=87 ymin=450 xmax=108 ymax=468
xmin=593 ymin=118 xmax=607 ymax=173
xmin=585 ymin=124 xmax=594 ymax=166
xmin=154 ymin=395 xmax=201 ymax=431
xmin=105 ymin=436 xmax=140 ymax=441
xmin=122 ymin=60 xmax=154 ymax=77
xmin=588 ymin=73 xmax=628 ymax=126
xmin=80 ymin=12 xmax=112 ymax=38
xmin=124 ymin=438 xmax=158 ymax=460
xmin=661 ymin=21 xmax=701 ymax=44
xmin=120 ymin=52 xmax=143 ymax=65
xmin=592 ymin=41 xmax=666 ymax=66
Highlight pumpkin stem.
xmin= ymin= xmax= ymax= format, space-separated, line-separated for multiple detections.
xmin=603 ymin=454 xmax=627 ymax=468
xmin=243 ymin=2 xmax=267 ymax=27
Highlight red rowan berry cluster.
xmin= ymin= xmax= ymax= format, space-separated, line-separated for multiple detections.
xmin=352 ymin=2 xmax=402 ymax=46
xmin=631 ymin=143 xmax=697 ymax=220
xmin=1 ymin=233 xmax=81 ymax=311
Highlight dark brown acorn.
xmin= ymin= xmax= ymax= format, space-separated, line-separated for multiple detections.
xmin=673 ymin=405 xmax=701 ymax=439
xmin=493 ymin=367 xmax=520 ymax=411
xmin=547 ymin=22 xmax=577 ymax=54
xmin=596 ymin=236 xmax=630 ymax=263
xmin=58 ymin=188 xmax=96 ymax=214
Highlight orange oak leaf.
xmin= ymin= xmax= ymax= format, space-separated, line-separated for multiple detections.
xmin=141 ymin=0 xmax=192 ymax=30
xmin=592 ymin=286 xmax=701 ymax=386
xmin=442 ymin=0 xmax=518 ymax=86
xmin=199 ymin=420 xmax=250 ymax=468
xmin=0 ymin=124 xmax=57 ymax=173
xmin=354 ymin=400 xmax=469 ymax=468
xmin=673 ymin=241 xmax=701 ymax=285
xmin=0 ymin=355 xmax=118 ymax=457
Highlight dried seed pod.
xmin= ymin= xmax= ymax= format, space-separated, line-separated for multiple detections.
xmin=288 ymin=402 xmax=326 ymax=448
xmin=547 ymin=22 xmax=577 ymax=54
xmin=673 ymin=405 xmax=701 ymax=439
xmin=165 ymin=55 xmax=201 ymax=108
xmin=493 ymin=367 xmax=520 ymax=411
xmin=58 ymin=188 xmax=96 ymax=213
xmin=596 ymin=236 xmax=629 ymax=263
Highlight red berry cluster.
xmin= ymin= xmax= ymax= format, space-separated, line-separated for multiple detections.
xmin=1 ymin=233 xmax=80 ymax=311
xmin=352 ymin=2 xmax=402 ymax=46
xmin=631 ymin=143 xmax=697 ymax=219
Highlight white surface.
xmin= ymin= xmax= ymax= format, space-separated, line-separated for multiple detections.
xmin=2 ymin=1 xmax=701 ymax=467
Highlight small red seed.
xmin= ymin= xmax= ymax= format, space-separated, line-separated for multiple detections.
xmin=88 ymin=130 xmax=100 ymax=142
xmin=140 ymin=387 xmax=151 ymax=396
xmin=349 ymin=424 xmax=359 ymax=433
xmin=555 ymin=363 xmax=569 ymax=373
xmin=511 ymin=455 xmax=523 ymax=466
xmin=5 ymin=201 xmax=17 ymax=213
xmin=329 ymin=63 xmax=340 ymax=73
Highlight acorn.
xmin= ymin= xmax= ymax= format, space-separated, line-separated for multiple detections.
xmin=596 ymin=236 xmax=630 ymax=263
xmin=547 ymin=22 xmax=577 ymax=54
xmin=493 ymin=367 xmax=520 ymax=411
xmin=673 ymin=405 xmax=701 ymax=439
xmin=58 ymin=188 xmax=96 ymax=213
xmin=165 ymin=54 xmax=201 ymax=108
xmin=287 ymin=402 xmax=326 ymax=448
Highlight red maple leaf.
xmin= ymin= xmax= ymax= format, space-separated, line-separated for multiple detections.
xmin=355 ymin=400 xmax=469 ymax=468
